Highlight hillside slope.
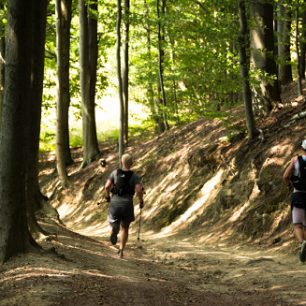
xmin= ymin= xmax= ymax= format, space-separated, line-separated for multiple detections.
xmin=40 ymin=83 xmax=306 ymax=253
xmin=2 ymin=85 xmax=306 ymax=306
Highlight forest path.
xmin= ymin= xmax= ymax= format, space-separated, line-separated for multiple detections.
xmin=0 ymin=219 xmax=305 ymax=306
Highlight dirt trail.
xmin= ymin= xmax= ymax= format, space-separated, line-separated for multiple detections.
xmin=0 ymin=219 xmax=305 ymax=306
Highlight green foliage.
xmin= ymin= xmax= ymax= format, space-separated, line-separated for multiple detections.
xmin=129 ymin=0 xmax=242 ymax=129
xmin=70 ymin=129 xmax=83 ymax=148
xmin=40 ymin=131 xmax=56 ymax=152
xmin=40 ymin=0 xmax=258 ymax=151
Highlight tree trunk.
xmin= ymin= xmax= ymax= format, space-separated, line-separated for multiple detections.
xmin=296 ymin=3 xmax=303 ymax=96
xmin=0 ymin=4 xmax=5 ymax=127
xmin=144 ymin=0 xmax=160 ymax=132
xmin=301 ymin=7 xmax=306 ymax=79
xmin=117 ymin=0 xmax=124 ymax=163
xmin=156 ymin=0 xmax=169 ymax=132
xmin=26 ymin=0 xmax=50 ymax=238
xmin=122 ymin=0 xmax=130 ymax=144
xmin=56 ymin=0 xmax=73 ymax=188
xmin=79 ymin=0 xmax=100 ymax=167
xmin=0 ymin=0 xmax=35 ymax=263
xmin=250 ymin=1 xmax=281 ymax=114
xmin=167 ymin=11 xmax=179 ymax=125
xmin=277 ymin=3 xmax=293 ymax=85
xmin=238 ymin=0 xmax=258 ymax=140
xmin=88 ymin=0 xmax=100 ymax=157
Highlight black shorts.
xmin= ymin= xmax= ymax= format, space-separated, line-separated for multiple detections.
xmin=292 ymin=192 xmax=306 ymax=209
xmin=109 ymin=203 xmax=135 ymax=227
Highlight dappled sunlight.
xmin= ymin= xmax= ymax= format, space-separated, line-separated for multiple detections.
xmin=229 ymin=180 xmax=260 ymax=223
xmin=0 ymin=266 xmax=114 ymax=284
xmin=57 ymin=202 xmax=76 ymax=220
xmin=159 ymin=169 xmax=224 ymax=235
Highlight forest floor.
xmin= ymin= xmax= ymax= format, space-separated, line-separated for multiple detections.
xmin=2 ymin=82 xmax=306 ymax=305
xmin=0 ymin=216 xmax=306 ymax=306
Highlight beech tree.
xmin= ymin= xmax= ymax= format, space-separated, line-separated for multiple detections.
xmin=295 ymin=2 xmax=303 ymax=96
xmin=122 ymin=0 xmax=130 ymax=144
xmin=156 ymin=0 xmax=169 ymax=132
xmin=0 ymin=0 xmax=36 ymax=263
xmin=117 ymin=0 xmax=125 ymax=160
xmin=238 ymin=0 xmax=258 ymax=140
xmin=27 ymin=0 xmax=50 ymax=237
xmin=250 ymin=1 xmax=281 ymax=114
xmin=79 ymin=0 xmax=100 ymax=167
xmin=56 ymin=0 xmax=73 ymax=187
xmin=277 ymin=3 xmax=293 ymax=85
xmin=0 ymin=3 xmax=4 ymax=125
xmin=300 ymin=6 xmax=306 ymax=79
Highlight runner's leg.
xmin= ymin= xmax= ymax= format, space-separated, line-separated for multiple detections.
xmin=292 ymin=207 xmax=305 ymax=243
xmin=119 ymin=223 xmax=130 ymax=258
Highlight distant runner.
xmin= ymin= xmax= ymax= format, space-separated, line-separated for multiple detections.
xmin=283 ymin=140 xmax=306 ymax=262
xmin=104 ymin=153 xmax=144 ymax=258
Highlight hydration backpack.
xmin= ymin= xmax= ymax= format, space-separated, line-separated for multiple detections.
xmin=290 ymin=156 xmax=306 ymax=191
xmin=111 ymin=169 xmax=134 ymax=196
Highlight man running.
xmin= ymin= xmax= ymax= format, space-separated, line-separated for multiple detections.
xmin=104 ymin=153 xmax=144 ymax=258
xmin=283 ymin=140 xmax=306 ymax=262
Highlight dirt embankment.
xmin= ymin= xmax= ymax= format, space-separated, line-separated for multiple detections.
xmin=2 ymin=83 xmax=306 ymax=305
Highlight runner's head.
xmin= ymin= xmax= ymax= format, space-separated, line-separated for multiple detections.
xmin=302 ymin=140 xmax=306 ymax=152
xmin=121 ymin=153 xmax=133 ymax=170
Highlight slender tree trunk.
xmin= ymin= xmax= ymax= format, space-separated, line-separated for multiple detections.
xmin=88 ymin=0 xmax=99 ymax=156
xmin=250 ymin=1 xmax=281 ymax=114
xmin=238 ymin=0 xmax=258 ymax=140
xmin=117 ymin=0 xmax=124 ymax=162
xmin=296 ymin=3 xmax=303 ymax=96
xmin=56 ymin=0 xmax=73 ymax=187
xmin=277 ymin=3 xmax=293 ymax=85
xmin=122 ymin=0 xmax=129 ymax=144
xmin=144 ymin=0 xmax=160 ymax=132
xmin=300 ymin=7 xmax=306 ymax=79
xmin=167 ymin=21 xmax=179 ymax=125
xmin=0 ymin=4 xmax=5 ymax=127
xmin=0 ymin=0 xmax=36 ymax=263
xmin=156 ymin=0 xmax=169 ymax=132
xmin=79 ymin=0 xmax=100 ymax=167
xmin=27 ymin=0 xmax=50 ymax=238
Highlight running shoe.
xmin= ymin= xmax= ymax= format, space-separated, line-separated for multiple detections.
xmin=299 ymin=240 xmax=306 ymax=262
xmin=110 ymin=232 xmax=118 ymax=245
xmin=118 ymin=248 xmax=123 ymax=259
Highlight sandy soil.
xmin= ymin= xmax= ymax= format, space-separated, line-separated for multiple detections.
xmin=0 ymin=217 xmax=305 ymax=306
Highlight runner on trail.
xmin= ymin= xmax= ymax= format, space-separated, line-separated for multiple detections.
xmin=283 ymin=140 xmax=306 ymax=262
xmin=104 ymin=153 xmax=144 ymax=258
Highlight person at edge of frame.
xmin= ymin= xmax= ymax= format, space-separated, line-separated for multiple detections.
xmin=283 ymin=139 xmax=306 ymax=262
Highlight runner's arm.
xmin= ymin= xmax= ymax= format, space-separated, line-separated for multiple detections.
xmin=283 ymin=157 xmax=297 ymax=186
xmin=135 ymin=183 xmax=144 ymax=208
xmin=104 ymin=179 xmax=113 ymax=202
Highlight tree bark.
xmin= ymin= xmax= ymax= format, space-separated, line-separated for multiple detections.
xmin=0 ymin=4 xmax=5 ymax=127
xmin=122 ymin=0 xmax=130 ymax=144
xmin=295 ymin=3 xmax=303 ymax=96
xmin=156 ymin=0 xmax=169 ymax=132
xmin=88 ymin=0 xmax=99 ymax=156
xmin=238 ymin=0 xmax=258 ymax=140
xmin=27 ymin=0 xmax=50 ymax=238
xmin=0 ymin=0 xmax=35 ymax=263
xmin=300 ymin=7 xmax=306 ymax=79
xmin=144 ymin=0 xmax=160 ymax=132
xmin=250 ymin=1 xmax=281 ymax=114
xmin=277 ymin=3 xmax=293 ymax=85
xmin=56 ymin=0 xmax=73 ymax=187
xmin=79 ymin=0 xmax=100 ymax=167
xmin=117 ymin=0 xmax=124 ymax=163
